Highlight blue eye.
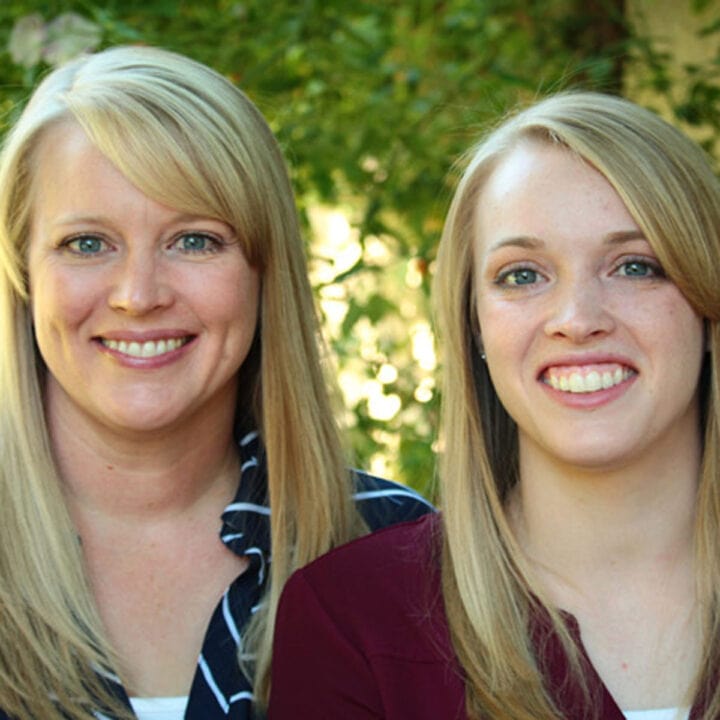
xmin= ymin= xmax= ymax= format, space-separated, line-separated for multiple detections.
xmin=498 ymin=268 xmax=540 ymax=286
xmin=65 ymin=236 xmax=106 ymax=255
xmin=616 ymin=259 xmax=665 ymax=278
xmin=174 ymin=233 xmax=220 ymax=254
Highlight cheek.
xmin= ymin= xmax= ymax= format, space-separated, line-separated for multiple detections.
xmin=667 ymin=312 xmax=706 ymax=381
xmin=480 ymin=323 xmax=532 ymax=408
xmin=477 ymin=297 xmax=533 ymax=358
xmin=198 ymin=266 xmax=260 ymax=338
xmin=644 ymin=291 xmax=704 ymax=360
xmin=477 ymin=298 xmax=548 ymax=414
xmin=29 ymin=268 xmax=100 ymax=346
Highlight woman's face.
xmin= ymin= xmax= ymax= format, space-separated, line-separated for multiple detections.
xmin=473 ymin=140 xmax=705 ymax=473
xmin=27 ymin=121 xmax=260 ymax=438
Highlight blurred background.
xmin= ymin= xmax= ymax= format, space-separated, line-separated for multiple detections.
xmin=1 ymin=0 xmax=718 ymax=499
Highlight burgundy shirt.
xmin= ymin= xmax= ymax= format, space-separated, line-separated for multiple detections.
xmin=268 ymin=514 xmax=709 ymax=719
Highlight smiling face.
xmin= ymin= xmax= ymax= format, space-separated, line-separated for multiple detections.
xmin=27 ymin=121 xmax=260 ymax=438
xmin=473 ymin=140 xmax=705 ymax=473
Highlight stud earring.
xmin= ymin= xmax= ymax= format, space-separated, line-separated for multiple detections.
xmin=475 ymin=334 xmax=486 ymax=362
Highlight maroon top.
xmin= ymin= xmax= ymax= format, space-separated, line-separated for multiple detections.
xmin=268 ymin=514 xmax=709 ymax=719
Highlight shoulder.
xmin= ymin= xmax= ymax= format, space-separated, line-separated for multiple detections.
xmin=351 ymin=470 xmax=435 ymax=530
xmin=271 ymin=514 xmax=464 ymax=719
xmin=280 ymin=514 xmax=446 ymax=659
xmin=305 ymin=512 xmax=440 ymax=582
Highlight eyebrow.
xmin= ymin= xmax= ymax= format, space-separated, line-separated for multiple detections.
xmin=603 ymin=230 xmax=647 ymax=245
xmin=51 ymin=212 xmax=229 ymax=229
xmin=487 ymin=230 xmax=647 ymax=254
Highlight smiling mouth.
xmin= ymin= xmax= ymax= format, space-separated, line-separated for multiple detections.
xmin=542 ymin=364 xmax=636 ymax=394
xmin=100 ymin=337 xmax=192 ymax=358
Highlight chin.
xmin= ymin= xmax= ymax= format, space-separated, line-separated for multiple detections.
xmin=94 ymin=406 xmax=188 ymax=437
xmin=552 ymin=446 xmax=642 ymax=474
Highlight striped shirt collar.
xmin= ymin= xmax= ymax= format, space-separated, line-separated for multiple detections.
xmin=219 ymin=429 xmax=272 ymax=587
xmin=92 ymin=428 xmax=433 ymax=719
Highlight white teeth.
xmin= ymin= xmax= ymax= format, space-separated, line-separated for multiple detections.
xmin=569 ymin=374 xmax=585 ymax=393
xmin=546 ymin=367 xmax=632 ymax=394
xmin=102 ymin=337 xmax=186 ymax=358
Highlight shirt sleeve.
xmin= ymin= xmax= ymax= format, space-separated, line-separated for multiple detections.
xmin=351 ymin=471 xmax=436 ymax=532
xmin=268 ymin=569 xmax=385 ymax=720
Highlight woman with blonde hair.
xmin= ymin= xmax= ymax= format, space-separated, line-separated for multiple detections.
xmin=269 ymin=91 xmax=720 ymax=719
xmin=0 ymin=45 xmax=431 ymax=720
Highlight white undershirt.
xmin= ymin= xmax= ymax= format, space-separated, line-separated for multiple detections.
xmin=126 ymin=697 xmax=689 ymax=719
xmin=129 ymin=696 xmax=188 ymax=720
xmin=623 ymin=710 xmax=688 ymax=720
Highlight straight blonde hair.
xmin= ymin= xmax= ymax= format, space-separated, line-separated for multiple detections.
xmin=0 ymin=45 xmax=364 ymax=718
xmin=434 ymin=91 xmax=720 ymax=719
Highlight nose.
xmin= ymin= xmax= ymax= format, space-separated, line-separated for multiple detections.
xmin=543 ymin=278 xmax=615 ymax=343
xmin=107 ymin=250 xmax=174 ymax=315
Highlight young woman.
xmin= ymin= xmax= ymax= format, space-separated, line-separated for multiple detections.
xmin=268 ymin=91 xmax=720 ymax=719
xmin=0 ymin=46 xmax=432 ymax=720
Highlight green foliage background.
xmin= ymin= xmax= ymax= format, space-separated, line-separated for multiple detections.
xmin=1 ymin=0 xmax=718 ymax=499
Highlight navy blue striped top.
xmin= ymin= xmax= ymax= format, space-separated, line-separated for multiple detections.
xmin=88 ymin=429 xmax=435 ymax=719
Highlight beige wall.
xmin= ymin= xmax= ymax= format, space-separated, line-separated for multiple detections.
xmin=625 ymin=0 xmax=720 ymax=148
xmin=628 ymin=0 xmax=719 ymax=69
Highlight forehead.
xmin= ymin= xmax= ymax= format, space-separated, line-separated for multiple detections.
xmin=474 ymin=140 xmax=638 ymax=254
xmin=479 ymin=140 xmax=611 ymax=214
xmin=30 ymin=120 xmax=118 ymax=189
xmin=28 ymin=121 xmax=148 ymax=218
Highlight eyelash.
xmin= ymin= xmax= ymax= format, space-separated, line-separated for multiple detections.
xmin=613 ymin=256 xmax=666 ymax=279
xmin=59 ymin=234 xmax=110 ymax=256
xmin=494 ymin=265 xmax=544 ymax=287
xmin=493 ymin=256 xmax=666 ymax=288
xmin=58 ymin=231 xmax=227 ymax=257
xmin=169 ymin=232 xmax=225 ymax=255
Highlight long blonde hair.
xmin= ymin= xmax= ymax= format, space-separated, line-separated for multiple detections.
xmin=433 ymin=91 xmax=720 ymax=719
xmin=0 ymin=45 xmax=363 ymax=718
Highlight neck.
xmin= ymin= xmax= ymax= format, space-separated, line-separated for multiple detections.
xmin=46 ymin=384 xmax=241 ymax=524
xmin=511 ymin=428 xmax=701 ymax=592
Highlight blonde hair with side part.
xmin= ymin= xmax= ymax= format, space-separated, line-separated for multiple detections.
xmin=0 ymin=45 xmax=364 ymax=718
xmin=433 ymin=91 xmax=720 ymax=720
